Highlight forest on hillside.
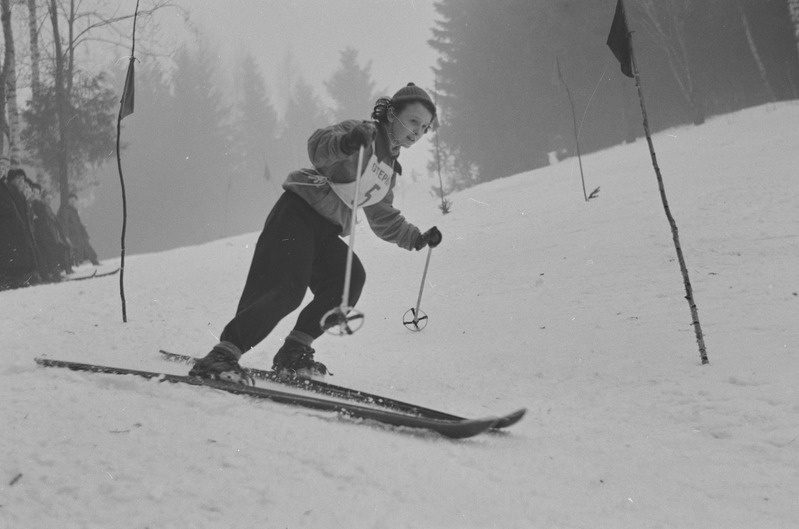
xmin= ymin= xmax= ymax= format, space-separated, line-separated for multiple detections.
xmin=430 ymin=0 xmax=799 ymax=188
xmin=1 ymin=0 xmax=797 ymax=257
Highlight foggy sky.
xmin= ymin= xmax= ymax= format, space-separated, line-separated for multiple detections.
xmin=189 ymin=1 xmax=437 ymax=98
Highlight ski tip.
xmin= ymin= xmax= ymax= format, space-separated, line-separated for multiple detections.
xmin=493 ymin=408 xmax=527 ymax=429
xmin=438 ymin=416 xmax=500 ymax=439
xmin=34 ymin=357 xmax=59 ymax=367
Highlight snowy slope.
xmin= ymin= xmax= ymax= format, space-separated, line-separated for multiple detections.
xmin=1 ymin=103 xmax=798 ymax=528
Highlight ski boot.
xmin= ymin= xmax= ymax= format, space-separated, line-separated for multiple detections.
xmin=272 ymin=340 xmax=330 ymax=380
xmin=189 ymin=343 xmax=253 ymax=385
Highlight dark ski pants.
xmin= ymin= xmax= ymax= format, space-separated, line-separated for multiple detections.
xmin=220 ymin=191 xmax=365 ymax=353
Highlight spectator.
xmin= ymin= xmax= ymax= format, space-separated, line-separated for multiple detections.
xmin=31 ymin=182 xmax=73 ymax=279
xmin=58 ymin=192 xmax=100 ymax=267
xmin=0 ymin=169 xmax=40 ymax=289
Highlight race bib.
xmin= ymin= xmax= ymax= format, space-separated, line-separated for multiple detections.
xmin=329 ymin=154 xmax=394 ymax=209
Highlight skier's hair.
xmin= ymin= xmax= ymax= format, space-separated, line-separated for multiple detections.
xmin=371 ymin=96 xmax=394 ymax=123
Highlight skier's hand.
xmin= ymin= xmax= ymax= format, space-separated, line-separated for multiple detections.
xmin=415 ymin=227 xmax=442 ymax=250
xmin=341 ymin=122 xmax=377 ymax=154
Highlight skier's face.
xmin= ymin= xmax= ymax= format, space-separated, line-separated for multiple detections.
xmin=388 ymin=102 xmax=434 ymax=150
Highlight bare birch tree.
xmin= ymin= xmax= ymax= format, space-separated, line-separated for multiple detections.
xmin=37 ymin=0 xmax=176 ymax=205
xmin=2 ymin=0 xmax=23 ymax=166
xmin=27 ymin=0 xmax=41 ymax=101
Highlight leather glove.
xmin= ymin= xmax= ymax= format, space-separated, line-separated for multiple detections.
xmin=341 ymin=122 xmax=377 ymax=154
xmin=415 ymin=227 xmax=442 ymax=250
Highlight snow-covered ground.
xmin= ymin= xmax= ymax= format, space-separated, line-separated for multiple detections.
xmin=1 ymin=103 xmax=798 ymax=528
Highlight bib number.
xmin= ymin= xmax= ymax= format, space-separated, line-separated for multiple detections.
xmin=329 ymin=154 xmax=394 ymax=208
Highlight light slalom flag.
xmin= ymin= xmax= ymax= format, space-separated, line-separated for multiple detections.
xmin=605 ymin=0 xmax=709 ymax=365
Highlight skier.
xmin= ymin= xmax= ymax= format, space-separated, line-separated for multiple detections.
xmin=190 ymin=83 xmax=442 ymax=384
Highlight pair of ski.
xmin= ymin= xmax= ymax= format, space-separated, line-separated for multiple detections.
xmin=35 ymin=352 xmax=525 ymax=439
xmin=66 ymin=267 xmax=120 ymax=281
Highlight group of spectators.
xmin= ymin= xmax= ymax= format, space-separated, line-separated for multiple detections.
xmin=0 ymin=168 xmax=99 ymax=290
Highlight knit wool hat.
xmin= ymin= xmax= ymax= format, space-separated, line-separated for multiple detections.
xmin=391 ymin=83 xmax=436 ymax=117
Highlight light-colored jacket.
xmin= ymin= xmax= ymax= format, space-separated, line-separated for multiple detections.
xmin=283 ymin=119 xmax=422 ymax=251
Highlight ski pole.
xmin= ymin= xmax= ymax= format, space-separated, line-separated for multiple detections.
xmin=403 ymin=246 xmax=433 ymax=331
xmin=321 ymin=144 xmax=366 ymax=335
xmin=340 ymin=144 xmax=364 ymax=311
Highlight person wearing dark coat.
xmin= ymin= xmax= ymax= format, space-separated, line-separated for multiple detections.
xmin=58 ymin=193 xmax=100 ymax=267
xmin=0 ymin=169 xmax=40 ymax=289
xmin=31 ymin=182 xmax=73 ymax=279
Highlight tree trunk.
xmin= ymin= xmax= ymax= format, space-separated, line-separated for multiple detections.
xmin=27 ymin=0 xmax=40 ymax=101
xmin=0 ymin=53 xmax=7 ymax=178
xmin=637 ymin=0 xmax=705 ymax=125
xmin=48 ymin=0 xmax=70 ymax=206
xmin=789 ymin=0 xmax=799 ymax=61
xmin=2 ymin=0 xmax=23 ymax=166
xmin=67 ymin=0 xmax=75 ymax=95
xmin=740 ymin=2 xmax=776 ymax=103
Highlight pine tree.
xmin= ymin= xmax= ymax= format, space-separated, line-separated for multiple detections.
xmin=430 ymin=0 xmax=561 ymax=185
xmin=89 ymin=63 xmax=184 ymax=255
xmin=164 ymin=38 xmax=233 ymax=244
xmin=429 ymin=0 xmax=799 ymax=189
xmin=224 ymin=52 xmax=280 ymax=235
xmin=325 ymin=47 xmax=377 ymax=122
xmin=232 ymin=52 xmax=279 ymax=183
xmin=21 ymin=74 xmax=117 ymax=197
xmin=274 ymin=77 xmax=327 ymax=178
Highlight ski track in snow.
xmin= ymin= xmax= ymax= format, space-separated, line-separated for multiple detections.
xmin=1 ymin=103 xmax=798 ymax=528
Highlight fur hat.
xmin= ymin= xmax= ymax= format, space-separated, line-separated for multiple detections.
xmin=7 ymin=168 xmax=26 ymax=181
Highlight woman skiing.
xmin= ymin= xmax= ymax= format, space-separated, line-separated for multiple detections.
xmin=190 ymin=83 xmax=442 ymax=384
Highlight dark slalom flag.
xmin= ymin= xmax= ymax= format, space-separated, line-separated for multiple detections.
xmin=607 ymin=0 xmax=634 ymax=78
xmin=117 ymin=0 xmax=140 ymax=323
xmin=119 ymin=58 xmax=135 ymax=119
xmin=604 ymin=0 xmax=710 ymax=366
